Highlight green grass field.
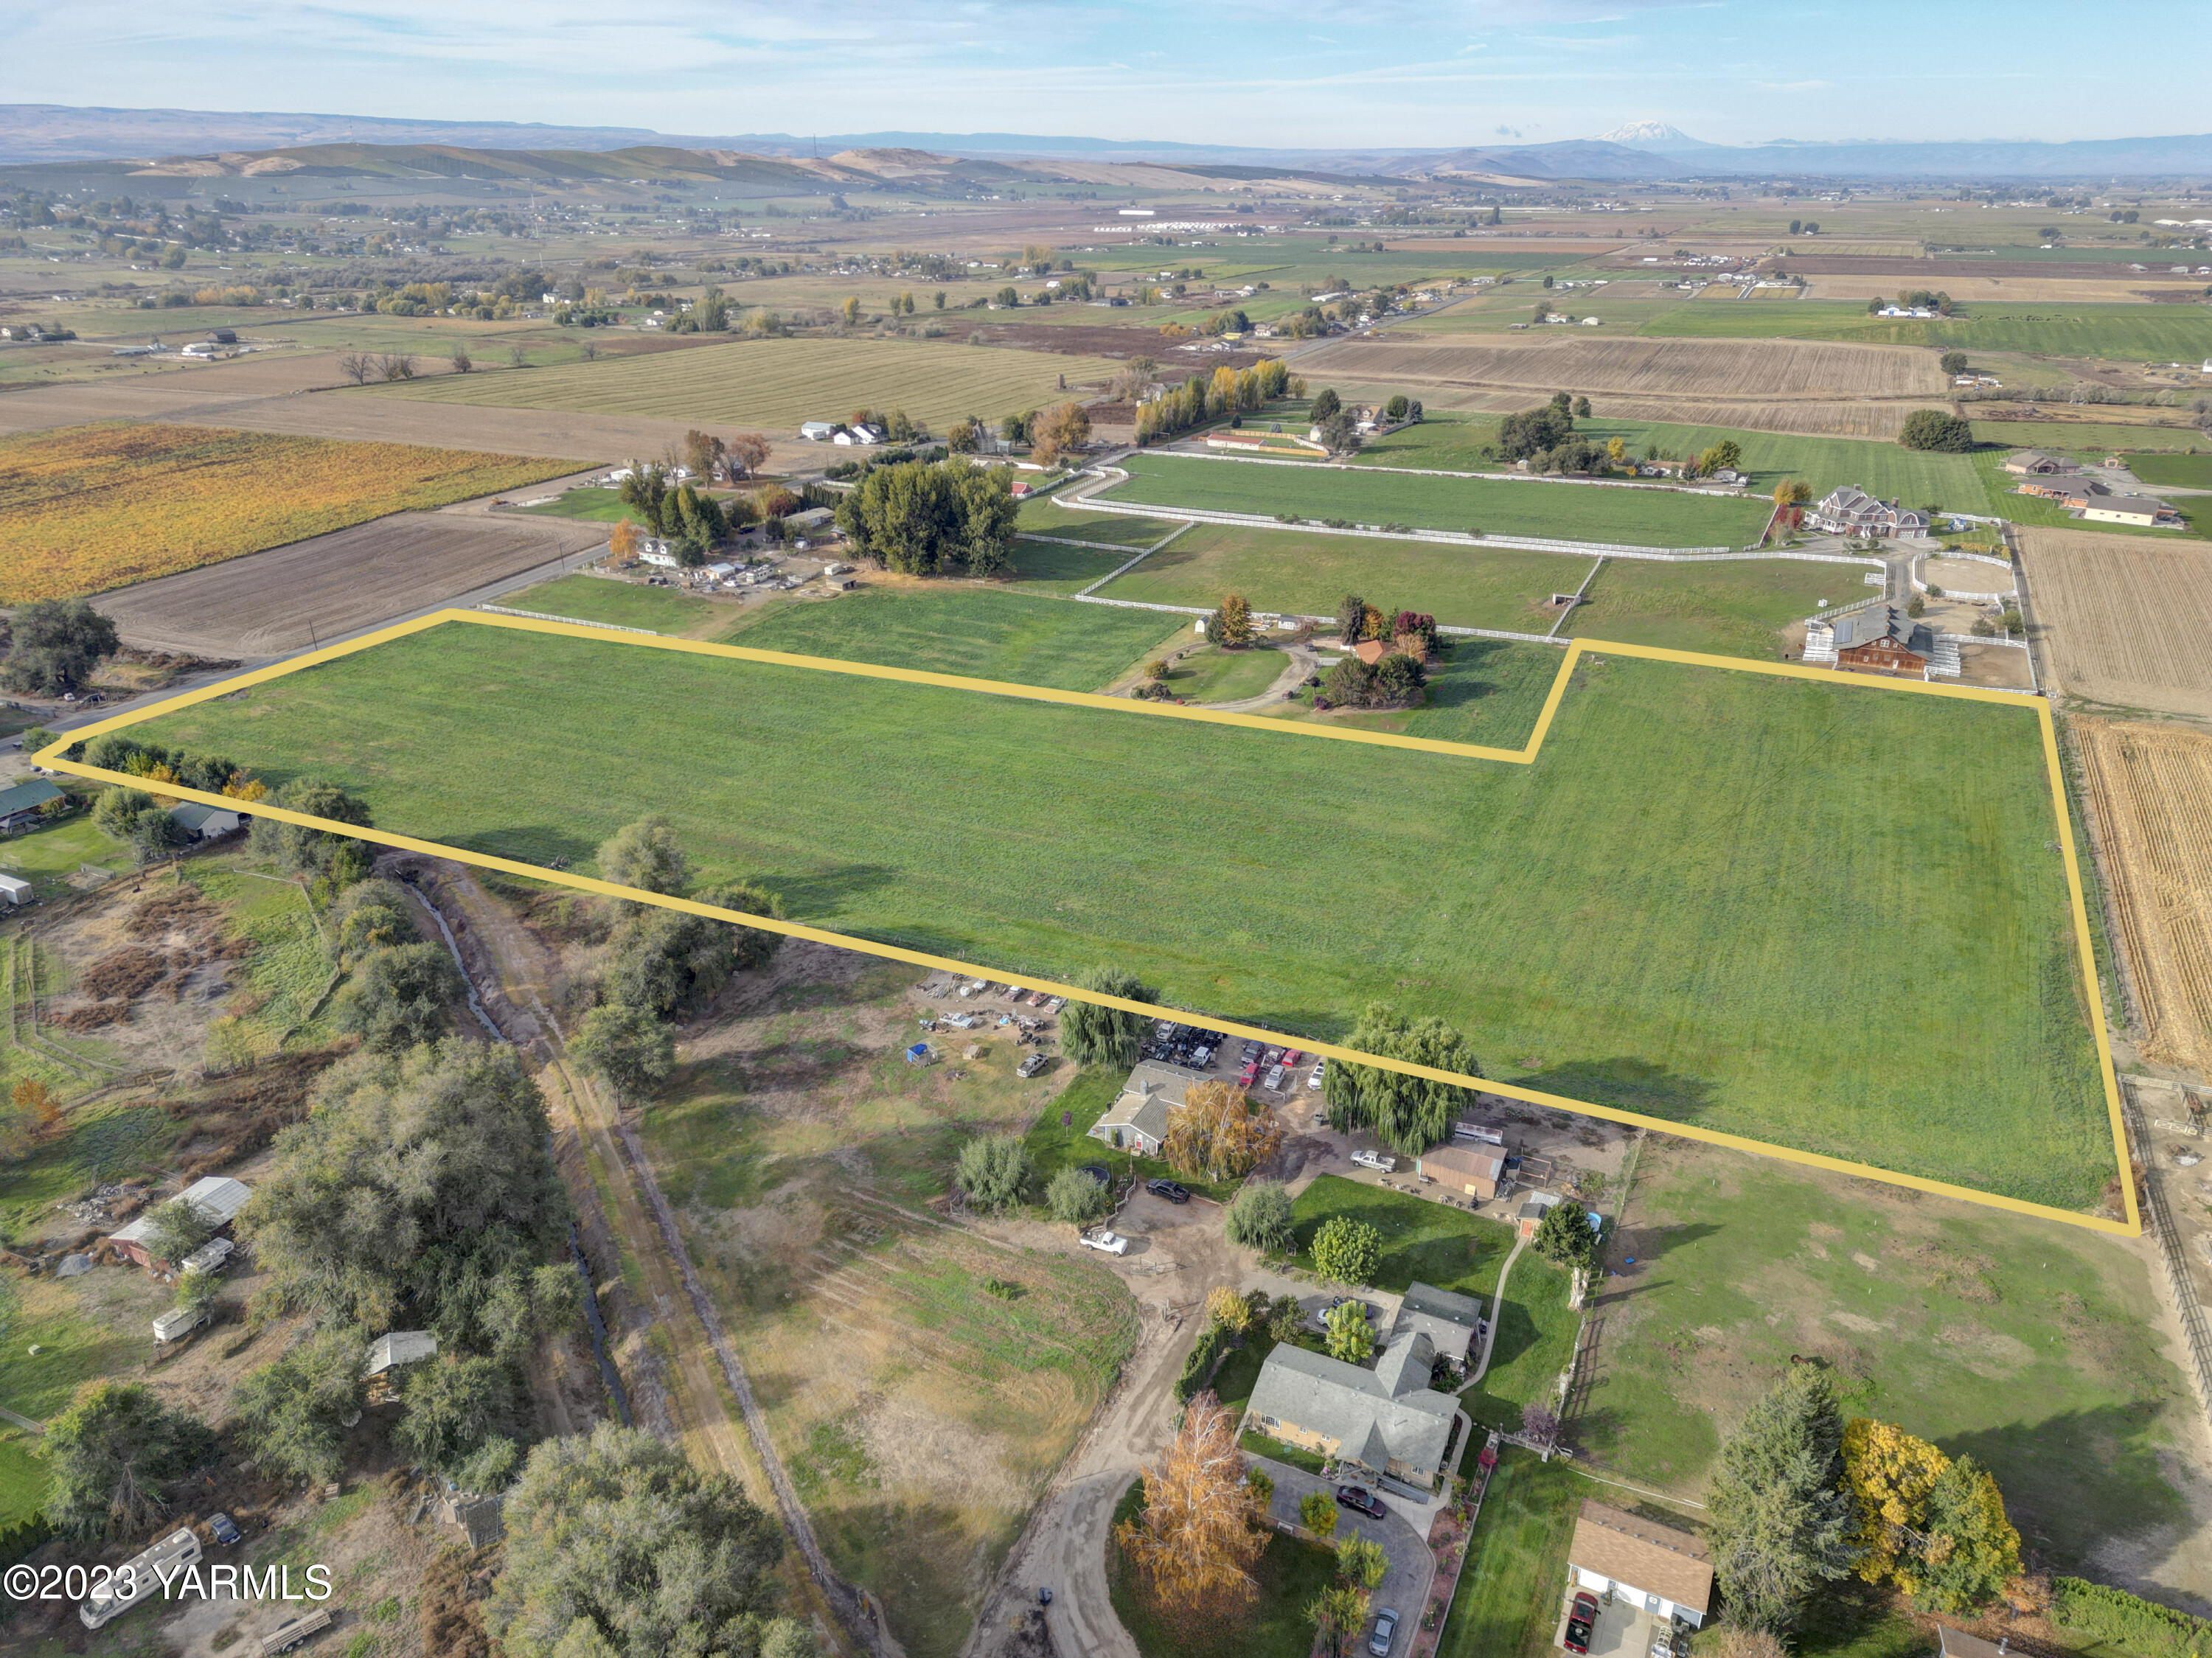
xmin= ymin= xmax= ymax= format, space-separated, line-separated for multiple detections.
xmin=1577 ymin=1141 xmax=2194 ymax=1574
xmin=1289 ymin=1177 xmax=1576 ymax=1428
xmin=363 ymin=335 xmax=1126 ymax=429
xmin=1972 ymin=420 xmax=2208 ymax=453
xmin=1015 ymin=497 xmax=1180 ymax=548
xmin=1159 ymin=644 xmax=1289 ymax=701
xmin=2123 ymin=451 xmax=2212 ymax=489
xmin=1096 ymin=523 xmax=1868 ymax=658
xmin=1102 ymin=454 xmax=1773 ymax=548
xmin=1273 ymin=638 xmax=1564 ymax=751
xmin=121 ymin=621 xmax=2114 ymax=1208
xmin=514 ymin=486 xmax=644 ymax=524
xmin=1436 ymin=1451 xmax=1586 ymax=1658
xmin=1006 ymin=537 xmax=1134 ymax=593
xmin=717 ymin=588 xmax=1183 ymax=691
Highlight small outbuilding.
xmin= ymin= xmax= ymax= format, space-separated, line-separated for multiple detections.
xmin=0 ymin=874 xmax=31 ymax=906
xmin=364 ymin=1331 xmax=439 ymax=1404
xmin=0 ymin=777 xmax=63 ymax=832
xmin=108 ymin=1175 xmax=252 ymax=1269
xmin=170 ymin=801 xmax=243 ymax=842
xmin=1417 ymin=1143 xmax=1506 ymax=1200
xmin=1568 ymin=1500 xmax=1714 ymax=1627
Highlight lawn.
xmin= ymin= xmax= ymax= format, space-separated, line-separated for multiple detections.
xmin=119 ymin=621 xmax=2116 ymax=1210
xmin=1575 ymin=1141 xmax=2194 ymax=1572
xmin=1552 ymin=300 xmax=2212 ymax=362
xmin=1006 ymin=537 xmax=1135 ymax=593
xmin=1109 ymin=1477 xmax=1340 ymax=1658
xmin=2124 ymin=451 xmax=2212 ymax=490
xmin=0 ymin=803 xmax=125 ymax=902
xmin=1289 ymin=1177 xmax=1577 ymax=1429
xmin=717 ymin=588 xmax=1185 ymax=692
xmin=513 ymin=485 xmax=646 ymax=525
xmin=1436 ymin=1450 xmax=1585 ymax=1658
xmin=501 ymin=573 xmax=723 ymax=634
xmin=1565 ymin=558 xmax=1870 ymax=659
xmin=1159 ymin=644 xmax=1290 ymax=702
xmin=0 ymin=422 xmax=567 ymax=601
xmin=1016 ymin=497 xmax=1181 ymax=548
xmin=366 ymin=335 xmax=1127 ymax=431
xmin=1971 ymin=420 xmax=2208 ymax=456
xmin=1101 ymin=454 xmax=1774 ymax=550
xmin=638 ymin=959 xmax=1139 ymax=1658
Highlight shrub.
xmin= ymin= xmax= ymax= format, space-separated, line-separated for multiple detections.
xmin=2050 ymin=1577 xmax=2212 ymax=1658
xmin=1899 ymin=409 xmax=1975 ymax=452
xmin=1045 ymin=1163 xmax=1110 ymax=1225
xmin=955 ymin=1132 xmax=1031 ymax=1211
xmin=1175 ymin=1320 xmax=1231 ymax=1402
xmin=1225 ymin=1181 xmax=1294 ymax=1253
xmin=1310 ymin=1215 xmax=1382 ymax=1285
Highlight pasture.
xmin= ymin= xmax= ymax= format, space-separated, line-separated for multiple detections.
xmin=0 ymin=422 xmax=566 ymax=601
xmin=639 ymin=956 xmax=1138 ymax=1658
xmin=1577 ymin=1138 xmax=2194 ymax=1578
xmin=121 ymin=620 xmax=2116 ymax=1210
xmin=500 ymin=573 xmax=724 ymax=634
xmin=1296 ymin=333 xmax=1947 ymax=400
xmin=364 ymin=335 xmax=1127 ymax=431
xmin=1094 ymin=522 xmax=1865 ymax=658
xmin=2122 ymin=451 xmax=2212 ymax=490
xmin=717 ymin=587 xmax=1183 ymax=689
xmin=1098 ymin=454 xmax=1774 ymax=548
xmin=1276 ymin=638 xmax=1564 ymax=751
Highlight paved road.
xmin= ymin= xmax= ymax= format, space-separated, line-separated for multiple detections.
xmin=1256 ymin=1457 xmax=1436 ymax=1657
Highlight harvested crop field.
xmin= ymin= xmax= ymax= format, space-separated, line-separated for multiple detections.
xmin=2076 ymin=720 xmax=2212 ymax=1075
xmin=2018 ymin=527 xmax=2212 ymax=717
xmin=1298 ymin=335 xmax=1947 ymax=401
xmin=364 ymin=335 xmax=1126 ymax=431
xmin=92 ymin=511 xmax=606 ymax=657
xmin=0 ymin=422 xmax=568 ymax=601
xmin=1805 ymin=276 xmax=2164 ymax=305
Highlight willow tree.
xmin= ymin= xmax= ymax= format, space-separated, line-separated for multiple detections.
xmin=1114 ymin=1391 xmax=1271 ymax=1621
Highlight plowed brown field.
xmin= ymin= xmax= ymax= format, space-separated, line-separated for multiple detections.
xmin=2020 ymin=527 xmax=2212 ymax=717
xmin=1295 ymin=335 xmax=1947 ymax=400
xmin=2076 ymin=719 xmax=2212 ymax=1073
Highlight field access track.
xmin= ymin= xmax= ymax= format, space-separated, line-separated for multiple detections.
xmin=48 ymin=613 xmax=2129 ymax=1231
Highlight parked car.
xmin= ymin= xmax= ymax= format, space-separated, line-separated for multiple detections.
xmin=1351 ymin=1149 xmax=1397 ymax=1173
xmin=1565 ymin=1592 xmax=1601 ymax=1654
xmin=1079 ymin=1229 xmax=1130 ymax=1255
xmin=1147 ymin=1178 xmax=1190 ymax=1204
xmin=1335 ymin=1485 xmax=1387 ymax=1519
xmin=1079 ymin=1163 xmax=1110 ymax=1186
xmin=1282 ymin=1048 xmax=1304 ymax=1067
xmin=1309 ymin=1062 xmax=1326 ymax=1091
xmin=1370 ymin=1607 xmax=1399 ymax=1657
xmin=1016 ymin=1053 xmax=1049 ymax=1078
xmin=206 ymin=1513 xmax=241 ymax=1547
xmin=1263 ymin=1065 xmax=1286 ymax=1091
xmin=1239 ymin=1062 xmax=1260 ymax=1086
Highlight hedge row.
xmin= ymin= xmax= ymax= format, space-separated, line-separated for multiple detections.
xmin=2051 ymin=1577 xmax=2212 ymax=1658
xmin=1175 ymin=1323 xmax=1231 ymax=1404
xmin=1 ymin=1514 xmax=53 ymax=1568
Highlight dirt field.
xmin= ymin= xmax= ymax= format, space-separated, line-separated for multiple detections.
xmin=1295 ymin=333 xmax=1948 ymax=401
xmin=1921 ymin=555 xmax=2016 ymax=596
xmin=1806 ymin=276 xmax=2164 ymax=304
xmin=94 ymin=509 xmax=608 ymax=657
xmin=2076 ymin=720 xmax=2212 ymax=1075
xmin=2020 ymin=526 xmax=2212 ymax=717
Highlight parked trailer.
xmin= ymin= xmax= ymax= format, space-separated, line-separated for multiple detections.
xmin=80 ymin=1528 xmax=201 ymax=1629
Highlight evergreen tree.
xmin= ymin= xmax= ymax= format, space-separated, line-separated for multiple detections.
xmin=1707 ymin=1368 xmax=1857 ymax=1633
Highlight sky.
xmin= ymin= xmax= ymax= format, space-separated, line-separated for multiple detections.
xmin=12 ymin=0 xmax=2212 ymax=153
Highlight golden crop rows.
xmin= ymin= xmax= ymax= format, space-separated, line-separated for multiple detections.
xmin=0 ymin=422 xmax=567 ymax=602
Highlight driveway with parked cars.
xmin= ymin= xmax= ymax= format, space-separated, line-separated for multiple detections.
xmin=1251 ymin=1457 xmax=1436 ymax=1658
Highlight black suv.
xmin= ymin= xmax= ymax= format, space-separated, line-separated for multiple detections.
xmin=1147 ymin=1178 xmax=1191 ymax=1204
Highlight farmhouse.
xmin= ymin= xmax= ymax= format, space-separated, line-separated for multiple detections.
xmin=1568 ymin=1501 xmax=1714 ymax=1627
xmin=0 ymin=777 xmax=63 ymax=832
xmin=169 ymin=801 xmax=243 ymax=841
xmin=1388 ymin=1281 xmax=1487 ymax=1365
xmin=1808 ymin=604 xmax=1954 ymax=678
xmin=1243 ymin=1331 xmax=1465 ymax=1491
xmin=1087 ymin=1059 xmax=1203 ymax=1156
xmin=1809 ymin=486 xmax=1930 ymax=540
xmin=2081 ymin=493 xmax=2181 ymax=528
xmin=108 ymin=1175 xmax=251 ymax=1269
xmin=2001 ymin=450 xmax=2069 ymax=475
xmin=1416 ymin=1142 xmax=1506 ymax=1200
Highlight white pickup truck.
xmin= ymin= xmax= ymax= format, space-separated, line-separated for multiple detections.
xmin=1079 ymin=1229 xmax=1130 ymax=1255
xmin=1351 ymin=1149 xmax=1397 ymax=1173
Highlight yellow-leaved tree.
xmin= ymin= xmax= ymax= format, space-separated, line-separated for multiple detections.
xmin=1842 ymin=1417 xmax=2023 ymax=1613
xmin=1163 ymin=1080 xmax=1281 ymax=1182
xmin=1115 ymin=1390 xmax=1271 ymax=1620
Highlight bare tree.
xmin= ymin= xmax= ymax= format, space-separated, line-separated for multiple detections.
xmin=450 ymin=344 xmax=473 ymax=375
xmin=378 ymin=353 xmax=417 ymax=382
xmin=337 ymin=352 xmax=373 ymax=386
xmin=580 ymin=339 xmax=599 ymax=361
xmin=507 ymin=344 xmax=529 ymax=369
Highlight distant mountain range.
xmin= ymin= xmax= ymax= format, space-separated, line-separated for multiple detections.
xmin=4 ymin=104 xmax=2212 ymax=184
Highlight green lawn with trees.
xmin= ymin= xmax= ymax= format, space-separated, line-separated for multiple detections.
xmin=1288 ymin=1177 xmax=1576 ymax=1428
xmin=1574 ymin=1143 xmax=2194 ymax=1573
xmin=1563 ymin=559 xmax=1870 ymax=658
xmin=121 ymin=621 xmax=2115 ymax=1209
xmin=1100 ymin=455 xmax=1773 ymax=548
xmin=1108 ymin=1477 xmax=1338 ymax=1658
xmin=501 ymin=574 xmax=722 ymax=633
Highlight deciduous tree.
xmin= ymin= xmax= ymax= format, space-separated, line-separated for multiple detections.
xmin=231 ymin=1323 xmax=366 ymax=1485
xmin=1321 ymin=1003 xmax=1484 ymax=1154
xmin=1114 ymin=1391 xmax=1271 ymax=1620
xmin=486 ymin=1422 xmax=787 ymax=1658
xmin=1046 ymin=1164 xmax=1112 ymax=1225
xmin=4 ymin=597 xmax=120 ymax=694
xmin=1299 ymin=1490 xmax=1339 ymax=1539
xmin=1310 ymin=1215 xmax=1382 ymax=1286
xmin=597 ymin=814 xmax=689 ymax=894
xmin=397 ymin=1356 xmax=520 ymax=1491
xmin=1899 ymin=409 xmax=1975 ymax=453
xmin=44 ymin=1381 xmax=215 ymax=1539
xmin=1209 ymin=593 xmax=1256 ymax=647
xmin=572 ymin=1002 xmax=676 ymax=1096
xmin=1225 ymin=1180 xmax=1295 ymax=1253
xmin=1324 ymin=1299 xmax=1374 ymax=1363
xmin=955 ymin=1132 xmax=1031 ymax=1212
xmin=1062 ymin=966 xmax=1152 ymax=1070
xmin=1164 ymin=1080 xmax=1282 ymax=1181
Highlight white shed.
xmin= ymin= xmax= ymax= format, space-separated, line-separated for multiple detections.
xmin=0 ymin=874 xmax=30 ymax=905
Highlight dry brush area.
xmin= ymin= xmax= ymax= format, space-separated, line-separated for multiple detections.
xmin=2076 ymin=719 xmax=2212 ymax=1074
xmin=2021 ymin=527 xmax=2212 ymax=718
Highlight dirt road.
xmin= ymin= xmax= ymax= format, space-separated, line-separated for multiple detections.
xmin=402 ymin=857 xmax=901 ymax=1658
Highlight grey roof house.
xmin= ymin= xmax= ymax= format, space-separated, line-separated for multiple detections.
xmin=1244 ymin=1328 xmax=1465 ymax=1490
xmin=1391 ymin=1282 xmax=1487 ymax=1365
xmin=0 ymin=777 xmax=63 ymax=832
xmin=1088 ymin=1061 xmax=1203 ymax=1157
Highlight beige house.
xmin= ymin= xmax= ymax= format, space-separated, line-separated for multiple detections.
xmin=1087 ymin=1061 xmax=1202 ymax=1157
xmin=1568 ymin=1501 xmax=1714 ymax=1627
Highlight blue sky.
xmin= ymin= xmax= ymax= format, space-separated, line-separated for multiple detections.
xmin=15 ymin=0 xmax=2212 ymax=151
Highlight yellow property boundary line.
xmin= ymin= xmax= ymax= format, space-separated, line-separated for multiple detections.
xmin=37 ymin=608 xmax=2137 ymax=1238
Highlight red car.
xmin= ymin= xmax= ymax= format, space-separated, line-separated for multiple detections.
xmin=1282 ymin=1049 xmax=1304 ymax=1067
xmin=1564 ymin=1592 xmax=1601 ymax=1655
xmin=1239 ymin=1062 xmax=1260 ymax=1085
